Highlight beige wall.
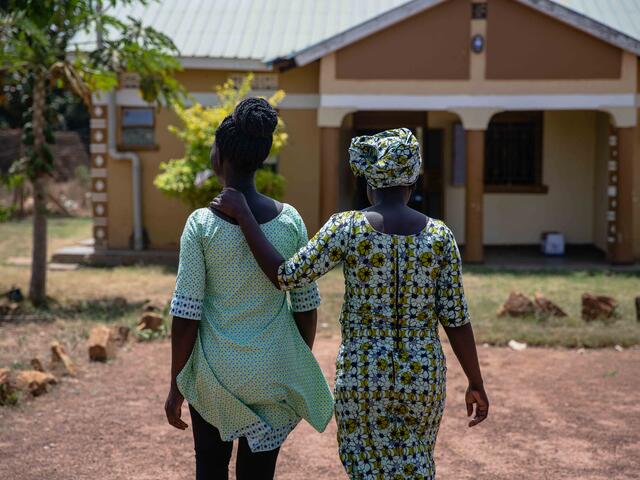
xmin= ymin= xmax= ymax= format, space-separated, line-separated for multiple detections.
xmin=486 ymin=0 xmax=622 ymax=80
xmin=174 ymin=62 xmax=320 ymax=94
xmin=335 ymin=0 xmax=469 ymax=80
xmin=485 ymin=111 xmax=598 ymax=244
xmin=278 ymin=109 xmax=321 ymax=234
xmin=106 ymin=63 xmax=322 ymax=249
xmin=107 ymin=107 xmax=190 ymax=250
xmin=106 ymin=157 xmax=134 ymax=249
xmin=436 ymin=111 xmax=600 ymax=245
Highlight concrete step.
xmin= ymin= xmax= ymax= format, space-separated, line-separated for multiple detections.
xmin=51 ymin=246 xmax=178 ymax=267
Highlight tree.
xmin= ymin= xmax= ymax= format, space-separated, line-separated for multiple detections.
xmin=0 ymin=0 xmax=186 ymax=305
xmin=154 ymin=74 xmax=287 ymax=208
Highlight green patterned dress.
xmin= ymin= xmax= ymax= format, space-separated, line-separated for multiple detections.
xmin=277 ymin=211 xmax=470 ymax=479
xmin=170 ymin=205 xmax=333 ymax=452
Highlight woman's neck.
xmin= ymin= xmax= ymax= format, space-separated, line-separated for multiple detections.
xmin=371 ymin=187 xmax=409 ymax=208
xmin=225 ymin=174 xmax=258 ymax=197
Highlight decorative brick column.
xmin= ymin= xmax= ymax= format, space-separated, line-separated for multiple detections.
xmin=608 ymin=125 xmax=634 ymax=264
xmin=89 ymin=105 xmax=108 ymax=250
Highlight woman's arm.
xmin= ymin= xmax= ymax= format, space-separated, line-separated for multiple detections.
xmin=211 ymin=189 xmax=283 ymax=287
xmin=165 ymin=316 xmax=198 ymax=430
xmin=435 ymin=226 xmax=488 ymax=427
xmin=442 ymin=324 xmax=489 ymax=427
xmin=212 ymin=188 xmax=349 ymax=291
xmin=292 ymin=309 xmax=318 ymax=349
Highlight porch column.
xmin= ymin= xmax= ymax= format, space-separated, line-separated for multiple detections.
xmin=465 ymin=129 xmax=485 ymax=263
xmin=319 ymin=127 xmax=341 ymax=223
xmin=611 ymin=126 xmax=635 ymax=264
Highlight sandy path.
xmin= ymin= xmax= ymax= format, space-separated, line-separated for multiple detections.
xmin=1 ymin=337 xmax=639 ymax=479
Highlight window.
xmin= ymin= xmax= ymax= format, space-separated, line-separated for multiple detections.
xmin=120 ymin=107 xmax=155 ymax=148
xmin=471 ymin=2 xmax=488 ymax=20
xmin=484 ymin=111 xmax=546 ymax=193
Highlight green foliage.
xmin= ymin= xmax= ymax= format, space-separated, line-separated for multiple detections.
xmin=154 ymin=74 xmax=288 ymax=207
xmin=0 ymin=0 xmax=188 ymax=180
xmin=0 ymin=383 xmax=21 ymax=407
xmin=255 ymin=169 xmax=286 ymax=200
xmin=1 ymin=0 xmax=189 ymax=303
xmin=0 ymin=205 xmax=17 ymax=222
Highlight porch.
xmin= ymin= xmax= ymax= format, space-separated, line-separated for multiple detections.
xmin=51 ymin=241 xmax=640 ymax=272
xmin=479 ymin=245 xmax=639 ymax=272
xmin=318 ymin=107 xmax=636 ymax=266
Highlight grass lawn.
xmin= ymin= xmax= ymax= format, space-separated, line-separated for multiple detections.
xmin=1 ymin=217 xmax=175 ymax=330
xmin=317 ymin=268 xmax=640 ymax=348
xmin=2 ymin=216 xmax=640 ymax=349
xmin=0 ymin=215 xmax=93 ymax=264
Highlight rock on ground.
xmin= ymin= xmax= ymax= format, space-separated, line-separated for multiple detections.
xmin=12 ymin=370 xmax=57 ymax=397
xmin=497 ymin=291 xmax=535 ymax=317
xmin=534 ymin=293 xmax=567 ymax=317
xmin=88 ymin=326 xmax=117 ymax=362
xmin=50 ymin=342 xmax=77 ymax=377
xmin=137 ymin=313 xmax=164 ymax=332
xmin=582 ymin=294 xmax=617 ymax=321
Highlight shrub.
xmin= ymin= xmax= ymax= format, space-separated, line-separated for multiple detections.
xmin=154 ymin=74 xmax=288 ymax=208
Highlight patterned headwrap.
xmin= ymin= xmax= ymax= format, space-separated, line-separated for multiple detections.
xmin=348 ymin=127 xmax=421 ymax=189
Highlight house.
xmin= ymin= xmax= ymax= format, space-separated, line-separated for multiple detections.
xmin=82 ymin=0 xmax=640 ymax=265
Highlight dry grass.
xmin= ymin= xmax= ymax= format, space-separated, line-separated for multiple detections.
xmin=0 ymin=217 xmax=175 ymax=367
xmin=2 ymin=217 xmax=639 ymax=350
xmin=317 ymin=267 xmax=640 ymax=348
xmin=1 ymin=216 xmax=176 ymax=305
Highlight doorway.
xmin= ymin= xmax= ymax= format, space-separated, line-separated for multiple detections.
xmin=349 ymin=111 xmax=444 ymax=219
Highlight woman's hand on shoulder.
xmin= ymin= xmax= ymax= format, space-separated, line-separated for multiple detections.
xmin=466 ymin=383 xmax=489 ymax=427
xmin=210 ymin=188 xmax=250 ymax=221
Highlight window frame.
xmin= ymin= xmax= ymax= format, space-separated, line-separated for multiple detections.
xmin=484 ymin=111 xmax=547 ymax=194
xmin=118 ymin=106 xmax=158 ymax=151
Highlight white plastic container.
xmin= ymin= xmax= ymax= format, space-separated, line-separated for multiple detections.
xmin=541 ymin=231 xmax=565 ymax=256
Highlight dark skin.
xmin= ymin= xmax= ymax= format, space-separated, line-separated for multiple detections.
xmin=211 ymin=184 xmax=489 ymax=427
xmin=164 ymin=144 xmax=318 ymax=431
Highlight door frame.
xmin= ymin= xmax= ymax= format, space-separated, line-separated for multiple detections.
xmin=350 ymin=111 xmax=445 ymax=218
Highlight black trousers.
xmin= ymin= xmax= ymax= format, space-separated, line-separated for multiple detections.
xmin=189 ymin=404 xmax=281 ymax=480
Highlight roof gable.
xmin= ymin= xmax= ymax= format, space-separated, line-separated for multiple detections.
xmin=282 ymin=0 xmax=640 ymax=67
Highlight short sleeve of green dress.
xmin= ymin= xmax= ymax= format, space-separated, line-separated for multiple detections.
xmin=170 ymin=205 xmax=333 ymax=452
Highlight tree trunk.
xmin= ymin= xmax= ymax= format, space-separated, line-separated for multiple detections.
xmin=29 ymin=73 xmax=48 ymax=306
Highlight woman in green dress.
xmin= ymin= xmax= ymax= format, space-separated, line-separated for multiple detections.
xmin=164 ymin=98 xmax=333 ymax=480
xmin=212 ymin=128 xmax=489 ymax=479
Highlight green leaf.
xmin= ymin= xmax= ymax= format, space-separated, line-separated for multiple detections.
xmin=2 ymin=0 xmax=188 ymax=178
xmin=155 ymin=75 xmax=288 ymax=207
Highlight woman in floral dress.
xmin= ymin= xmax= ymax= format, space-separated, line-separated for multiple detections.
xmin=212 ymin=128 xmax=489 ymax=479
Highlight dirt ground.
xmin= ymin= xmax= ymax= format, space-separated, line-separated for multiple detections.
xmin=1 ymin=334 xmax=639 ymax=480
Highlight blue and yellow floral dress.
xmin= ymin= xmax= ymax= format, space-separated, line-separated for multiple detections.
xmin=170 ymin=205 xmax=333 ymax=452
xmin=277 ymin=211 xmax=470 ymax=479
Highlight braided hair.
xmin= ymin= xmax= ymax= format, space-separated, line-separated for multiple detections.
xmin=214 ymin=97 xmax=278 ymax=174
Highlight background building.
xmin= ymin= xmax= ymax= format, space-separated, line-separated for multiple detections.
xmin=84 ymin=0 xmax=640 ymax=264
